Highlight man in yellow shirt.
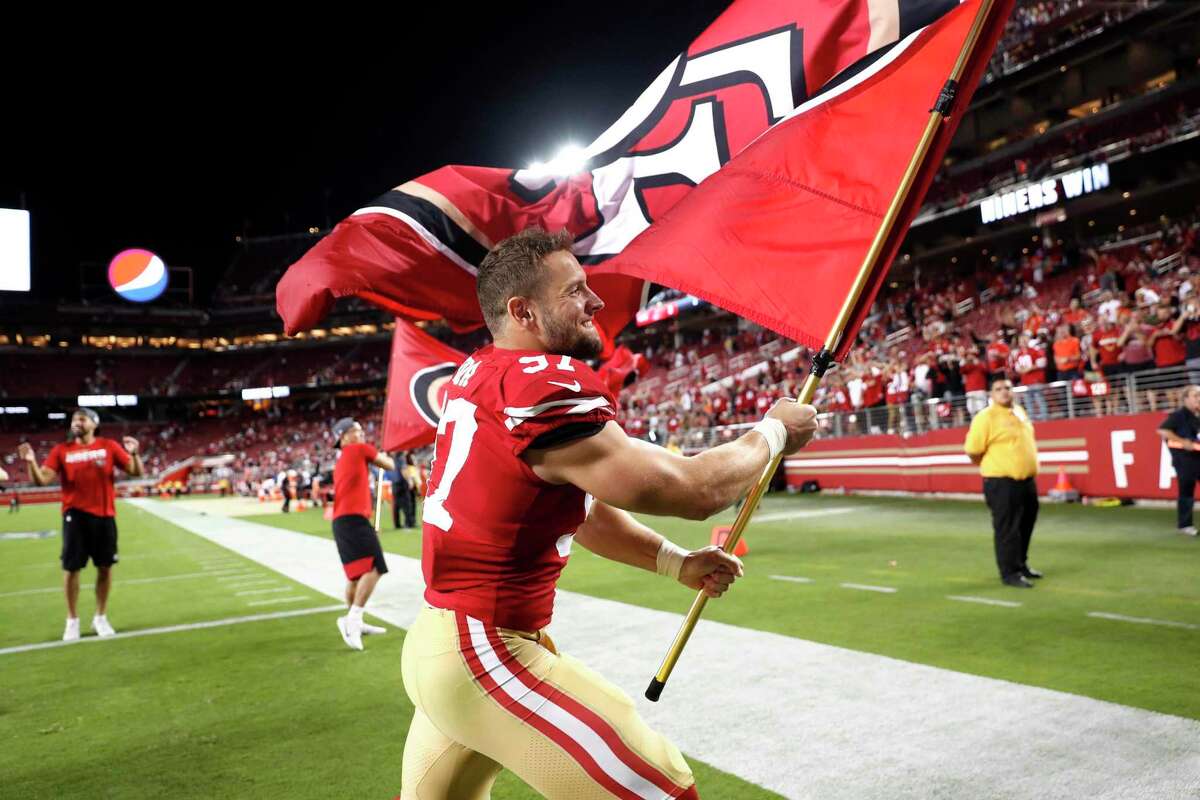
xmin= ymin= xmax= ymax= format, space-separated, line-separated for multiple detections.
xmin=964 ymin=378 xmax=1043 ymax=588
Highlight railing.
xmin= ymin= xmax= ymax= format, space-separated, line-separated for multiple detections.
xmin=668 ymin=364 xmax=1197 ymax=452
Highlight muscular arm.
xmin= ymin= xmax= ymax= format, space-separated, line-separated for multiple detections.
xmin=125 ymin=453 xmax=144 ymax=478
xmin=523 ymin=421 xmax=771 ymax=520
xmin=575 ymin=500 xmax=743 ymax=598
xmin=371 ymin=453 xmax=396 ymax=472
xmin=26 ymin=461 xmax=55 ymax=486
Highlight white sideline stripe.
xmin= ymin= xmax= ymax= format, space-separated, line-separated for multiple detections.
xmin=246 ymin=596 xmax=309 ymax=607
xmin=224 ymin=579 xmax=279 ymax=589
xmin=786 ymin=450 xmax=1088 ymax=469
xmin=769 ymin=575 xmax=814 ymax=584
xmin=128 ymin=499 xmax=1200 ymax=800
xmin=236 ymin=587 xmax=294 ymax=596
xmin=465 ymin=616 xmax=665 ymax=800
xmin=1088 ymin=612 xmax=1199 ymax=631
xmin=841 ymin=583 xmax=897 ymax=594
xmin=0 ymin=605 xmax=342 ymax=656
xmin=216 ymin=573 xmax=263 ymax=581
xmin=948 ymin=595 xmax=1023 ymax=608
xmin=753 ymin=507 xmax=860 ymax=523
xmin=0 ymin=570 xmax=250 ymax=598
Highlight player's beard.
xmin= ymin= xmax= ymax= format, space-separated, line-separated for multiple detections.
xmin=542 ymin=311 xmax=603 ymax=360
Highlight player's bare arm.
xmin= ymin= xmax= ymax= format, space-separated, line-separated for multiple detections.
xmin=574 ymin=501 xmax=744 ymax=598
xmin=122 ymin=436 xmax=145 ymax=478
xmin=372 ymin=453 xmax=397 ymax=472
xmin=17 ymin=443 xmax=56 ymax=486
xmin=524 ymin=399 xmax=817 ymax=520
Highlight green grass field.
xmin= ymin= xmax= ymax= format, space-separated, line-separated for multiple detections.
xmin=2 ymin=492 xmax=1197 ymax=798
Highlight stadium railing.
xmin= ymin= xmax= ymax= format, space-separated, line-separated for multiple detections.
xmin=675 ymin=364 xmax=1197 ymax=451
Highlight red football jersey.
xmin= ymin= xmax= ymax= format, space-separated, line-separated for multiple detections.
xmin=422 ymin=345 xmax=616 ymax=631
xmin=44 ymin=438 xmax=132 ymax=517
xmin=334 ymin=442 xmax=379 ymax=519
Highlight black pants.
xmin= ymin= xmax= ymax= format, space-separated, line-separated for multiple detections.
xmin=982 ymin=477 xmax=1039 ymax=579
xmin=392 ymin=485 xmax=416 ymax=528
xmin=1172 ymin=454 xmax=1200 ymax=529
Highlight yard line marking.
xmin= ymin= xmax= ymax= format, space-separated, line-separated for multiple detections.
xmin=752 ymin=507 xmax=862 ymax=524
xmin=769 ymin=575 xmax=814 ymax=584
xmin=0 ymin=605 xmax=343 ymax=656
xmin=216 ymin=573 xmax=263 ymax=582
xmin=0 ymin=570 xmax=250 ymax=598
xmin=840 ymin=583 xmax=897 ymax=594
xmin=246 ymin=596 xmax=310 ymax=607
xmin=224 ymin=579 xmax=279 ymax=589
xmin=236 ymin=587 xmax=294 ymax=596
xmin=948 ymin=595 xmax=1022 ymax=608
xmin=1088 ymin=612 xmax=1198 ymax=631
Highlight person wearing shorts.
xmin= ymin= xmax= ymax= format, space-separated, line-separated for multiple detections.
xmin=18 ymin=408 xmax=143 ymax=641
xmin=330 ymin=416 xmax=395 ymax=650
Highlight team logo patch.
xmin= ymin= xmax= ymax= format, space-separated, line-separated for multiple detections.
xmin=409 ymin=362 xmax=458 ymax=427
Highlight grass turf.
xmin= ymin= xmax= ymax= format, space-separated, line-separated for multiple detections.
xmin=246 ymin=492 xmax=1200 ymax=720
xmin=0 ymin=501 xmax=781 ymax=799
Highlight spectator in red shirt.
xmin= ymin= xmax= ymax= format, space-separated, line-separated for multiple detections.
xmin=961 ymin=349 xmax=990 ymax=417
xmin=1013 ymin=334 xmax=1049 ymax=421
xmin=985 ymin=333 xmax=1011 ymax=382
xmin=1148 ymin=303 xmax=1189 ymax=411
xmin=18 ymin=408 xmax=143 ymax=642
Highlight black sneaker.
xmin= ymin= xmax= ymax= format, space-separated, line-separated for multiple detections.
xmin=1020 ymin=566 xmax=1043 ymax=579
xmin=1002 ymin=575 xmax=1034 ymax=588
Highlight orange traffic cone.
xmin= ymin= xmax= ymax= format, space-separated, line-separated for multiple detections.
xmin=1054 ymin=467 xmax=1072 ymax=493
xmin=710 ymin=525 xmax=749 ymax=557
xmin=1049 ymin=466 xmax=1080 ymax=502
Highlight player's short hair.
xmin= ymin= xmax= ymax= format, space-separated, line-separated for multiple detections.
xmin=990 ymin=377 xmax=1013 ymax=391
xmin=476 ymin=227 xmax=575 ymax=334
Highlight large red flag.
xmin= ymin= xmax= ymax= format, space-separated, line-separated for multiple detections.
xmin=592 ymin=0 xmax=1012 ymax=358
xmin=381 ymin=321 xmax=466 ymax=452
xmin=276 ymin=0 xmax=962 ymax=344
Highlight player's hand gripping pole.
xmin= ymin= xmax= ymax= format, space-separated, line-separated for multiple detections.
xmin=644 ymin=0 xmax=998 ymax=702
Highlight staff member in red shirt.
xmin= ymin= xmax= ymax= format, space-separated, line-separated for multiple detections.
xmin=330 ymin=417 xmax=395 ymax=650
xmin=18 ymin=408 xmax=142 ymax=642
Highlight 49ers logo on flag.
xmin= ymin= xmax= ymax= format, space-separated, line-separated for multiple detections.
xmin=383 ymin=322 xmax=467 ymax=452
xmin=276 ymin=0 xmax=960 ymax=343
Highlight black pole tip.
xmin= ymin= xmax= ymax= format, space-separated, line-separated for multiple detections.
xmin=645 ymin=678 xmax=665 ymax=702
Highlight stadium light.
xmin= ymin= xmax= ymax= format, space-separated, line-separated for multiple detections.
xmin=526 ymin=144 xmax=588 ymax=178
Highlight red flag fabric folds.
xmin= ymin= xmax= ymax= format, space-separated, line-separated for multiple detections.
xmin=381 ymin=321 xmax=466 ymax=452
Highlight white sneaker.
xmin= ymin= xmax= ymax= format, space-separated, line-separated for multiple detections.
xmin=62 ymin=618 xmax=80 ymax=642
xmin=336 ymin=616 xmax=364 ymax=650
xmin=92 ymin=616 xmax=116 ymax=637
xmin=361 ymin=622 xmax=387 ymax=636
xmin=1179 ymin=526 xmax=1199 ymax=537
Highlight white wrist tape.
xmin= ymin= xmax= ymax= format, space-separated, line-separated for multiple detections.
xmin=752 ymin=417 xmax=787 ymax=461
xmin=655 ymin=539 xmax=689 ymax=581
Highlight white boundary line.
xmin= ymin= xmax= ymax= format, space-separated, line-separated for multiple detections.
xmin=236 ymin=587 xmax=293 ymax=596
xmin=948 ymin=595 xmax=1022 ymax=608
xmin=841 ymin=583 xmax=897 ymax=594
xmin=1088 ymin=612 xmax=1199 ymax=631
xmin=0 ymin=605 xmax=343 ymax=656
xmin=769 ymin=575 xmax=814 ymax=584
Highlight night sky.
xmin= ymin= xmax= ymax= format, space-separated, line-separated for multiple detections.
xmin=3 ymin=3 xmax=729 ymax=303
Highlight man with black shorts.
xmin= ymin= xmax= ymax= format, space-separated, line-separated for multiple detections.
xmin=18 ymin=408 xmax=143 ymax=641
xmin=331 ymin=417 xmax=395 ymax=650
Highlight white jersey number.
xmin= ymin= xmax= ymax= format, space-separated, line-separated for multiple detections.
xmin=423 ymin=397 xmax=479 ymax=532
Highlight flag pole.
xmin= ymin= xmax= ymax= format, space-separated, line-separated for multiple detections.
xmin=645 ymin=0 xmax=1000 ymax=702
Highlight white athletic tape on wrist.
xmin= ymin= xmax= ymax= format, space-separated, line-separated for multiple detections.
xmin=752 ymin=417 xmax=787 ymax=461
xmin=655 ymin=539 xmax=689 ymax=581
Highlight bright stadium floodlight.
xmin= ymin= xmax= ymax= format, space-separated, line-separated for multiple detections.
xmin=526 ymin=144 xmax=588 ymax=178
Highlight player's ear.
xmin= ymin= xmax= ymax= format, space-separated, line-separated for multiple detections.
xmin=507 ymin=295 xmax=538 ymax=333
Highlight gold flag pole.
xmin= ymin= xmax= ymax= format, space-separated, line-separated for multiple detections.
xmin=645 ymin=0 xmax=1000 ymax=702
